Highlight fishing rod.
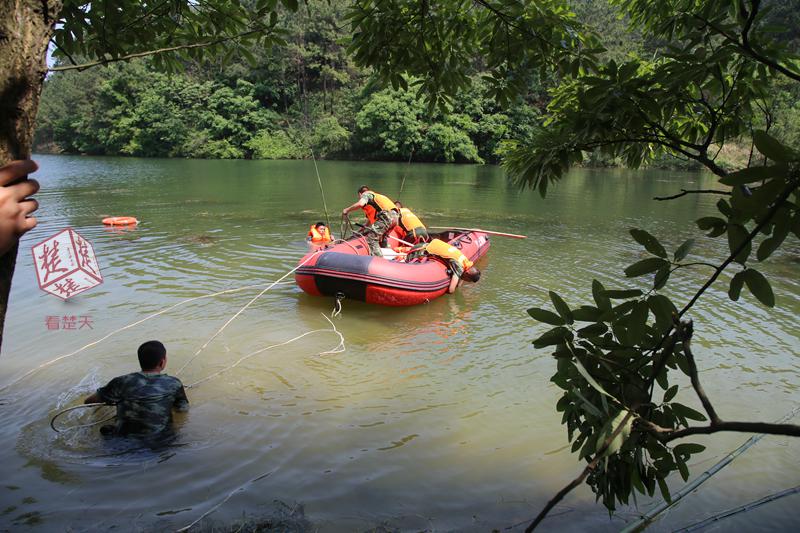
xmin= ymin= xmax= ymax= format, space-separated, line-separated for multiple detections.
xmin=310 ymin=148 xmax=331 ymax=231
xmin=398 ymin=146 xmax=414 ymax=196
xmin=427 ymin=226 xmax=527 ymax=239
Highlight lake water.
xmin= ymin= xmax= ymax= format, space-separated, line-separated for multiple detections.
xmin=0 ymin=155 xmax=798 ymax=532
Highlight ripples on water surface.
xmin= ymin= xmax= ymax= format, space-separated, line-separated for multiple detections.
xmin=0 ymin=156 xmax=798 ymax=531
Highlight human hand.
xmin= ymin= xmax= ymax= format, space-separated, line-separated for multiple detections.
xmin=0 ymin=160 xmax=40 ymax=256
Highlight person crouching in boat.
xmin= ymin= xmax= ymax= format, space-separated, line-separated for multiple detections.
xmin=395 ymin=201 xmax=429 ymax=244
xmin=341 ymin=185 xmax=399 ymax=257
xmin=405 ymin=238 xmax=481 ymax=293
xmin=307 ymin=221 xmax=332 ymax=245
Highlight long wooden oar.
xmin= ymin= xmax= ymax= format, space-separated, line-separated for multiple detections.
xmin=428 ymin=226 xmax=527 ymax=239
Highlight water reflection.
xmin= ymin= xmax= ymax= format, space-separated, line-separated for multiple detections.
xmin=0 ymin=156 xmax=797 ymax=532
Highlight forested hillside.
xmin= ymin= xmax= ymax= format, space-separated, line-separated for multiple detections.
xmin=34 ymin=0 xmax=800 ymax=166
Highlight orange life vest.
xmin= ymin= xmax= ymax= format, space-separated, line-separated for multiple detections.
xmin=398 ymin=207 xmax=425 ymax=233
xmin=425 ymin=238 xmax=474 ymax=270
xmin=360 ymin=191 xmax=396 ymax=224
xmin=308 ymin=224 xmax=331 ymax=243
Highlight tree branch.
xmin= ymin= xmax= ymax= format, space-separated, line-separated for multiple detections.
xmin=677 ymin=176 xmax=799 ymax=317
xmin=526 ymin=410 xmax=635 ymax=532
xmin=653 ymin=188 xmax=731 ymax=201
xmin=689 ymin=11 xmax=800 ymax=83
xmin=647 ymin=420 xmax=800 ymax=443
xmin=49 ymin=27 xmax=268 ymax=72
xmin=681 ymin=321 xmax=721 ymax=424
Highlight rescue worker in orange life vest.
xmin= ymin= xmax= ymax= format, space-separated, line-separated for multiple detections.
xmin=307 ymin=221 xmax=332 ymax=244
xmin=341 ymin=185 xmax=399 ymax=257
xmin=394 ymin=201 xmax=429 ymax=244
xmin=405 ymin=238 xmax=481 ymax=293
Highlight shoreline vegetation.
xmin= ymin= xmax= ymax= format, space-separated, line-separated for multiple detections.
xmin=35 ymin=0 xmax=798 ymax=173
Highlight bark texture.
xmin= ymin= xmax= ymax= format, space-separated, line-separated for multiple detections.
xmin=0 ymin=0 xmax=62 ymax=348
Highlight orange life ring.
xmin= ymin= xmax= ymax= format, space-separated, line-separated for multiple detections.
xmin=102 ymin=216 xmax=138 ymax=226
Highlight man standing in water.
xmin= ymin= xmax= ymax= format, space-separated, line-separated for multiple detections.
xmin=84 ymin=341 xmax=189 ymax=437
xmin=341 ymin=185 xmax=399 ymax=257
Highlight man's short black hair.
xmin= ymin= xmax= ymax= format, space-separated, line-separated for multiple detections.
xmin=357 ymin=185 xmax=370 ymax=194
xmin=315 ymin=221 xmax=326 ymax=228
xmin=395 ymin=201 xmax=403 ymax=208
xmin=138 ymin=340 xmax=166 ymax=371
xmin=462 ymin=266 xmax=481 ymax=283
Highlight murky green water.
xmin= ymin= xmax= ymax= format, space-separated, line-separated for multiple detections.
xmin=0 ymin=156 xmax=798 ymax=531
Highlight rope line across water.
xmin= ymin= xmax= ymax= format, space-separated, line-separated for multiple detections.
xmin=0 ymin=280 xmax=294 ymax=394
xmin=175 ymin=250 xmax=322 ymax=376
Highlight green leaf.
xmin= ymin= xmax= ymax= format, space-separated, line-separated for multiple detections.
xmin=727 ymin=224 xmax=751 ymax=264
xmin=592 ymin=280 xmax=612 ymax=313
xmin=625 ymin=258 xmax=668 ymax=278
xmin=673 ymin=239 xmax=694 ymax=262
xmin=573 ymin=357 xmax=614 ymax=399
xmin=753 ymin=130 xmax=798 ymax=162
xmin=648 ymin=294 xmax=677 ymax=331
xmin=577 ymin=322 xmax=609 ymax=338
xmin=595 ymin=410 xmax=634 ymax=458
xmin=532 ymin=326 xmax=573 ymax=348
xmin=663 ymin=384 xmax=679 ymax=403
xmin=696 ymin=216 xmax=727 ymax=237
xmin=675 ymin=453 xmax=690 ymax=481
xmin=729 ymin=270 xmax=745 ymax=301
xmin=756 ymin=236 xmax=785 ymax=261
xmin=719 ymin=165 xmax=783 ymax=185
xmin=742 ymin=269 xmax=775 ymax=307
xmin=673 ymin=443 xmax=706 ymax=455
xmin=550 ymin=291 xmax=574 ymax=324
xmin=653 ymin=263 xmax=671 ymax=290
xmin=630 ymin=228 xmax=667 ymax=258
xmin=527 ymin=307 xmax=565 ymax=326
xmin=573 ymin=305 xmax=605 ymax=322
xmin=626 ymin=301 xmax=650 ymax=344
xmin=631 ymin=465 xmax=646 ymax=495
xmin=657 ymin=476 xmax=672 ymax=504
xmin=572 ymin=387 xmax=604 ymax=418
xmin=670 ymin=402 xmax=707 ymax=421
xmin=602 ymin=289 xmax=643 ymax=299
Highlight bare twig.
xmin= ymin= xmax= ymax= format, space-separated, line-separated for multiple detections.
xmin=525 ymin=411 xmax=635 ymax=532
xmin=653 ymin=188 xmax=731 ymax=201
xmin=641 ymin=419 xmax=800 ymax=442
xmin=49 ymin=27 xmax=269 ymax=72
xmin=681 ymin=322 xmax=720 ymax=424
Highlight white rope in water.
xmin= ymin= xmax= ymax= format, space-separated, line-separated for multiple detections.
xmin=50 ymin=402 xmax=115 ymax=433
xmin=0 ymin=281 xmax=293 ymax=394
xmin=185 ymin=314 xmax=345 ymax=389
xmin=175 ymin=251 xmax=322 ymax=376
xmin=47 ymin=314 xmax=345 ymax=432
xmin=176 ymin=470 xmax=273 ymax=532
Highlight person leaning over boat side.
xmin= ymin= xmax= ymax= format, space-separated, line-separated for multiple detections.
xmin=405 ymin=238 xmax=481 ymax=293
xmin=84 ymin=341 xmax=189 ymax=438
xmin=394 ymin=201 xmax=429 ymax=244
xmin=341 ymin=185 xmax=399 ymax=257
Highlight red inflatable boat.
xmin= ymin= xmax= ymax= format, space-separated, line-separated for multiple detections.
xmin=295 ymin=229 xmax=490 ymax=306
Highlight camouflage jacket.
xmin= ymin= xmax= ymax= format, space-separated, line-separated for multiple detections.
xmin=96 ymin=372 xmax=189 ymax=436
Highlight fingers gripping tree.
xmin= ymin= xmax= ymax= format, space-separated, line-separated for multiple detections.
xmin=348 ymin=0 xmax=800 ymax=529
xmin=0 ymin=0 xmax=298 ymax=347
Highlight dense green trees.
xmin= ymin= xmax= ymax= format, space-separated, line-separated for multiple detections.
xmin=36 ymin=0 xmax=550 ymax=163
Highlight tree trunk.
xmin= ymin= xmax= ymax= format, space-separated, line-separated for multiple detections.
xmin=0 ymin=0 xmax=61 ymax=350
